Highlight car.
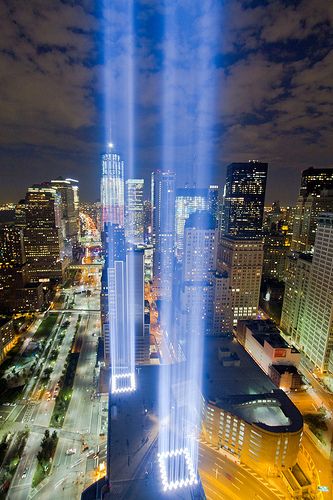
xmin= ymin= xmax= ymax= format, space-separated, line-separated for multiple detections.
xmin=66 ymin=448 xmax=76 ymax=455
xmin=22 ymin=467 xmax=28 ymax=479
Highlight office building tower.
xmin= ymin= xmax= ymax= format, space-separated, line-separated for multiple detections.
xmin=101 ymin=224 xmax=126 ymax=364
xmin=128 ymin=249 xmax=150 ymax=364
xmin=280 ymin=252 xmax=312 ymax=346
xmin=292 ymin=167 xmax=333 ymax=252
xmin=125 ymin=179 xmax=144 ymax=244
xmin=0 ymin=222 xmax=45 ymax=313
xmin=143 ymin=200 xmax=152 ymax=244
xmin=181 ymin=211 xmax=221 ymax=336
xmin=211 ymin=270 xmax=232 ymax=334
xmin=263 ymin=229 xmax=291 ymax=281
xmin=23 ymin=185 xmax=66 ymax=283
xmin=50 ymin=178 xmax=80 ymax=245
xmin=222 ymin=161 xmax=268 ymax=238
xmin=182 ymin=211 xmax=218 ymax=282
xmin=219 ymin=237 xmax=263 ymax=327
xmin=101 ymin=149 xmax=125 ymax=227
xmin=0 ymin=224 xmax=26 ymax=311
xmin=208 ymin=185 xmax=219 ymax=221
xmin=151 ymin=170 xmax=176 ymax=297
xmin=298 ymin=213 xmax=333 ymax=372
xmin=175 ymin=187 xmax=208 ymax=261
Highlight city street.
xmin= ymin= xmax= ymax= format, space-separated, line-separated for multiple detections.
xmin=3 ymin=265 xmax=103 ymax=500
xmin=198 ymin=442 xmax=285 ymax=500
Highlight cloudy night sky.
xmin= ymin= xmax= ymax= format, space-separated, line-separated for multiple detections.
xmin=0 ymin=0 xmax=333 ymax=204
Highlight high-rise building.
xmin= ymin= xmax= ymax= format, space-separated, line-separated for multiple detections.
xmin=0 ymin=221 xmax=45 ymax=313
xmin=298 ymin=213 xmax=333 ymax=372
xmin=101 ymin=224 xmax=126 ymax=365
xmin=292 ymin=167 xmax=333 ymax=252
xmin=280 ymin=252 xmax=312 ymax=346
xmin=151 ymin=170 xmax=176 ymax=297
xmin=0 ymin=223 xmax=26 ymax=311
xmin=222 ymin=161 xmax=268 ymax=238
xmin=182 ymin=211 xmax=218 ymax=282
xmin=50 ymin=177 xmax=80 ymax=245
xmin=127 ymin=249 xmax=150 ymax=364
xmin=143 ymin=200 xmax=152 ymax=244
xmin=218 ymin=237 xmax=264 ymax=327
xmin=23 ymin=184 xmax=66 ymax=283
xmin=101 ymin=149 xmax=125 ymax=227
xmin=125 ymin=179 xmax=144 ymax=244
xmin=175 ymin=187 xmax=208 ymax=261
xmin=181 ymin=211 xmax=224 ymax=336
xmin=208 ymin=185 xmax=219 ymax=221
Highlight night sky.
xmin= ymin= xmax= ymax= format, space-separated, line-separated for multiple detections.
xmin=0 ymin=0 xmax=332 ymax=204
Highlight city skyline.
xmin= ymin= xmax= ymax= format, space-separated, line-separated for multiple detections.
xmin=1 ymin=1 xmax=333 ymax=499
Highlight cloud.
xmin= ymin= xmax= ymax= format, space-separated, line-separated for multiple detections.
xmin=0 ymin=0 xmax=333 ymax=203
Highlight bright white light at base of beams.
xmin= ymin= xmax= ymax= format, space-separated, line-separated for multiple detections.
xmin=158 ymin=448 xmax=198 ymax=492
xmin=111 ymin=372 xmax=136 ymax=394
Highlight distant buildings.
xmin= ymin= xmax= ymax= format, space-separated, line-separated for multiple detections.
xmin=125 ymin=179 xmax=144 ymax=244
xmin=292 ymin=167 xmax=333 ymax=252
xmin=222 ymin=161 xmax=268 ymax=239
xmin=151 ymin=170 xmax=176 ymax=297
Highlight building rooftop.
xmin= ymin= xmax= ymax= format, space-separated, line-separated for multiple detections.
xmin=203 ymin=337 xmax=303 ymax=433
xmin=243 ymin=319 xmax=300 ymax=353
xmin=252 ymin=333 xmax=290 ymax=349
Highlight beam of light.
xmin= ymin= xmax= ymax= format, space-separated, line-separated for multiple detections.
xmin=102 ymin=0 xmax=136 ymax=390
xmin=158 ymin=1 xmax=222 ymax=492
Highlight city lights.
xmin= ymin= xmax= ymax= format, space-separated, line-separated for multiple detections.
xmin=158 ymin=448 xmax=198 ymax=492
xmin=111 ymin=372 xmax=136 ymax=394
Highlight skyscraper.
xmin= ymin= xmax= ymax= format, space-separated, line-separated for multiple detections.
xmin=175 ymin=187 xmax=208 ymax=261
xmin=182 ymin=211 xmax=218 ymax=282
xmin=151 ymin=170 xmax=176 ymax=297
xmin=281 ymin=252 xmax=312 ymax=346
xmin=298 ymin=213 xmax=333 ymax=372
xmin=208 ymin=185 xmax=219 ymax=221
xmin=101 ymin=149 xmax=125 ymax=227
xmin=222 ymin=161 xmax=268 ymax=238
xmin=125 ymin=179 xmax=144 ymax=244
xmin=218 ymin=237 xmax=264 ymax=327
xmin=23 ymin=184 xmax=66 ymax=283
xmin=181 ymin=211 xmax=220 ymax=336
xmin=292 ymin=167 xmax=333 ymax=252
xmin=50 ymin=177 xmax=80 ymax=246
